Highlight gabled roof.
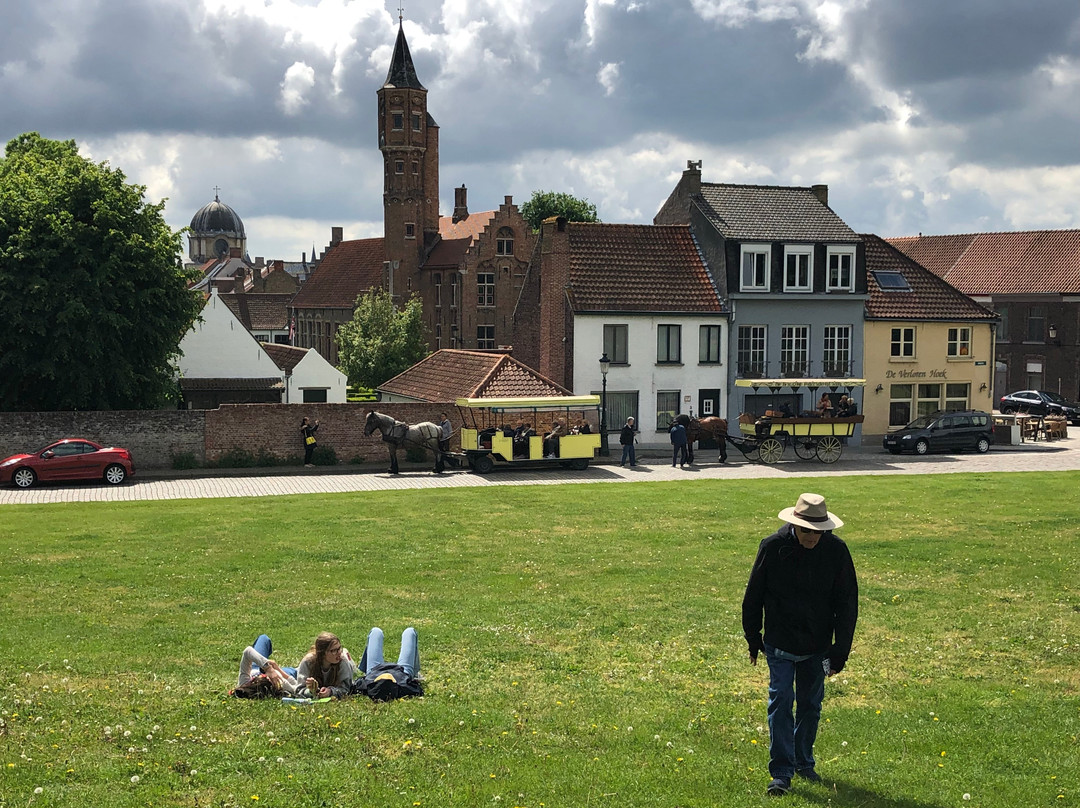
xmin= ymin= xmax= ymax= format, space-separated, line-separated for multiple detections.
xmin=862 ymin=235 xmax=997 ymax=322
xmin=887 ymin=230 xmax=1080 ymax=295
xmin=260 ymin=342 xmax=308 ymax=373
xmin=290 ymin=237 xmax=385 ymax=309
xmin=383 ymin=24 xmax=425 ymax=90
xmin=696 ymin=183 xmax=859 ymax=243
xmin=190 ymin=256 xmax=251 ymax=291
xmin=426 ymin=211 xmax=497 ymax=268
xmin=219 ymin=293 xmax=294 ymax=331
xmin=564 ymin=223 xmax=722 ymax=312
xmin=379 ymin=350 xmax=571 ymax=402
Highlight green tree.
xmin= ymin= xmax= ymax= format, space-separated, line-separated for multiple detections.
xmin=0 ymin=132 xmax=202 ymax=411
xmin=336 ymin=289 xmax=428 ymax=389
xmin=519 ymin=190 xmax=600 ymax=231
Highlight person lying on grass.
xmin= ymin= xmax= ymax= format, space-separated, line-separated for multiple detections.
xmin=237 ymin=631 xmax=355 ymax=698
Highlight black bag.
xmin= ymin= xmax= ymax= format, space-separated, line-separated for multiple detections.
xmin=231 ymin=674 xmax=281 ymax=699
xmin=351 ymin=663 xmax=424 ymax=702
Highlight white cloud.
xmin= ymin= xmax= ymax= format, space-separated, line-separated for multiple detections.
xmin=597 ymin=62 xmax=620 ymax=96
xmin=279 ymin=61 xmax=316 ymax=115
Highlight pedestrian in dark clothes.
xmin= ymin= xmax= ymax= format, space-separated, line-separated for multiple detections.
xmin=301 ymin=416 xmax=319 ymax=467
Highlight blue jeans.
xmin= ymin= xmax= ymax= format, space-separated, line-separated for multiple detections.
xmin=620 ymin=444 xmax=636 ymax=465
xmin=360 ymin=627 xmax=419 ymax=677
xmin=764 ymin=644 xmax=826 ymax=778
xmin=672 ymin=444 xmax=688 ymax=465
xmin=252 ymin=634 xmax=298 ymax=678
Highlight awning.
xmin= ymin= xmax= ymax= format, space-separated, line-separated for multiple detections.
xmin=735 ymin=378 xmax=866 ymax=392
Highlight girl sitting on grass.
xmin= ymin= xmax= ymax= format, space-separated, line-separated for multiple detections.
xmin=237 ymin=631 xmax=354 ymax=698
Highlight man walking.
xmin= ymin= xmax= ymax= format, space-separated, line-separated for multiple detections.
xmin=669 ymin=419 xmax=688 ymax=467
xmin=741 ymin=493 xmax=858 ymax=796
xmin=619 ymin=416 xmax=638 ymax=467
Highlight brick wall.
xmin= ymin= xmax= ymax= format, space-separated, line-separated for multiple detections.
xmin=0 ymin=404 xmax=461 ymax=470
xmin=0 ymin=410 xmax=206 ymax=469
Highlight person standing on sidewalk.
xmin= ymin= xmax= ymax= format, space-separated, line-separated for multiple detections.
xmin=301 ymin=416 xmax=319 ymax=467
xmin=619 ymin=416 xmax=638 ymax=467
xmin=669 ymin=420 xmax=688 ymax=467
xmin=438 ymin=413 xmax=452 ymax=453
xmin=741 ymin=492 xmax=858 ymax=797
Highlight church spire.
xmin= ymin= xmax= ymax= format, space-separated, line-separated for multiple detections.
xmin=383 ymin=22 xmax=425 ymax=90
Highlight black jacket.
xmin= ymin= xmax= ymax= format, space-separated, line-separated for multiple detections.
xmin=619 ymin=424 xmax=636 ymax=445
xmin=741 ymin=523 xmax=858 ymax=672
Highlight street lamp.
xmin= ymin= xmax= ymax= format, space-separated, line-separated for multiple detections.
xmin=599 ymin=352 xmax=611 ymax=456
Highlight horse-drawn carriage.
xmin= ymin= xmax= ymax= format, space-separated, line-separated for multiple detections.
xmin=455 ymin=395 xmax=602 ymax=474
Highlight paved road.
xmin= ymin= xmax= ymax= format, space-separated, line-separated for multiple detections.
xmin=3 ymin=435 xmax=1078 ymax=505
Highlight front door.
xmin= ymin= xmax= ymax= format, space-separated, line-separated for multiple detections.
xmin=698 ymin=389 xmax=721 ymax=448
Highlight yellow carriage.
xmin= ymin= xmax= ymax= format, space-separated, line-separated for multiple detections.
xmin=455 ymin=396 xmax=602 ymax=474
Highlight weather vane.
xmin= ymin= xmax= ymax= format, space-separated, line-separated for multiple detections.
xmin=212 ymin=185 xmax=221 ymax=200
xmin=398 ymin=3 xmax=404 ymax=23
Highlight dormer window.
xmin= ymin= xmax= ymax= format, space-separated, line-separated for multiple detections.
xmin=827 ymin=247 xmax=856 ymax=291
xmin=784 ymin=246 xmax=813 ymax=292
xmin=740 ymin=244 xmax=770 ymax=292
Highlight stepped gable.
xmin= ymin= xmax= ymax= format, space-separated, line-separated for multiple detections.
xmin=863 ymin=234 xmax=997 ymax=321
xmin=888 ymin=230 xmax=1080 ymax=295
xmin=697 ymin=183 xmax=858 ymax=242
xmin=379 ymin=350 xmax=571 ymax=402
xmin=290 ymin=237 xmax=385 ymax=309
xmin=426 ymin=211 xmax=496 ymax=268
xmin=564 ymin=223 xmax=722 ymax=312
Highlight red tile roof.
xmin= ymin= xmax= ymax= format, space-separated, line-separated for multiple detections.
xmin=260 ymin=342 xmax=308 ymax=373
xmin=219 ymin=293 xmax=294 ymax=330
xmin=565 ymin=223 xmax=722 ymax=312
xmin=863 ymin=235 xmax=997 ymax=322
xmin=426 ymin=211 xmax=496 ymax=268
xmin=290 ymin=237 xmax=385 ymax=309
xmin=378 ymin=349 xmax=571 ymax=402
xmin=887 ymin=230 xmax=1080 ymax=295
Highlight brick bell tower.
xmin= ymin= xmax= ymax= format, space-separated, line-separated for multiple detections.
xmin=378 ymin=19 xmax=440 ymax=291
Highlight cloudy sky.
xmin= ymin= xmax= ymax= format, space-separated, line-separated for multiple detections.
xmin=4 ymin=0 xmax=1080 ymax=262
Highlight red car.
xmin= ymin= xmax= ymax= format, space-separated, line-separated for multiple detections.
xmin=0 ymin=439 xmax=135 ymax=488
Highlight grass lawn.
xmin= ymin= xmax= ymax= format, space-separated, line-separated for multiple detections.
xmin=0 ymin=472 xmax=1077 ymax=807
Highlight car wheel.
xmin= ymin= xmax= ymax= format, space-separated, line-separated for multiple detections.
xmin=914 ymin=438 xmax=929 ymax=455
xmin=975 ymin=437 xmax=990 ymax=454
xmin=104 ymin=464 xmax=127 ymax=485
xmin=13 ymin=467 xmax=37 ymax=488
xmin=1001 ymin=405 xmax=1015 ymax=415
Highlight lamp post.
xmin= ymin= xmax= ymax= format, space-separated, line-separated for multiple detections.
xmin=599 ymin=353 xmax=611 ymax=456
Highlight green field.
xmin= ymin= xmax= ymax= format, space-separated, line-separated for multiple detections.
xmin=1 ymin=473 xmax=1077 ymax=807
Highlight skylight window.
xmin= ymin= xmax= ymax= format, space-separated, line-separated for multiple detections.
xmin=873 ymin=270 xmax=911 ymax=291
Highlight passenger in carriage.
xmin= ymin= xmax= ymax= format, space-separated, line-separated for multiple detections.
xmin=514 ymin=422 xmax=535 ymax=457
xmin=571 ymin=418 xmax=592 ymax=434
xmin=817 ymin=393 xmax=834 ymax=417
xmin=836 ymin=396 xmax=858 ymax=417
xmin=543 ymin=420 xmax=566 ymax=458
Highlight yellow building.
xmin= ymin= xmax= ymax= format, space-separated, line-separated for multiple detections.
xmin=862 ymin=235 xmax=997 ymax=436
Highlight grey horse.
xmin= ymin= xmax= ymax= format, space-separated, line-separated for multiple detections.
xmin=364 ymin=411 xmax=445 ymax=474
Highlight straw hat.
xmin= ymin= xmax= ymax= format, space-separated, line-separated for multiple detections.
xmin=778 ymin=493 xmax=844 ymax=531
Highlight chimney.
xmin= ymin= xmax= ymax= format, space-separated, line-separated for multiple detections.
xmin=452 ymin=185 xmax=469 ymax=223
xmin=684 ymin=159 xmax=702 ymax=195
xmin=331 ymin=226 xmax=343 ymax=246
xmin=504 ymin=195 xmax=513 ymax=207
xmin=229 ymin=246 xmax=242 ymax=258
xmin=811 ymin=184 xmax=829 ymax=207
xmin=255 ymin=256 xmax=264 ymax=268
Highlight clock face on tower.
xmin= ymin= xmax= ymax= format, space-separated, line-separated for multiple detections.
xmin=214 ymin=239 xmax=229 ymax=257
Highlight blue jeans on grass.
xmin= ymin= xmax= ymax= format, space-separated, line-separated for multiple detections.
xmin=359 ymin=627 xmax=419 ymax=677
xmin=764 ymin=643 xmax=826 ymax=779
xmin=252 ymin=634 xmax=298 ymax=678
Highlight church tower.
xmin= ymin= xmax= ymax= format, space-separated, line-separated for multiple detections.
xmin=378 ymin=20 xmax=439 ymax=289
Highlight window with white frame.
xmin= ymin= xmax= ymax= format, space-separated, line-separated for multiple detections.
xmin=740 ymin=245 xmax=770 ymax=291
xmin=477 ymin=325 xmax=495 ymax=349
xmin=780 ymin=325 xmax=810 ymax=377
xmin=737 ymin=325 xmax=766 ymax=377
xmin=657 ymin=324 xmax=681 ymax=363
xmin=827 ymin=247 xmax=856 ymax=291
xmin=891 ymin=326 xmax=915 ymax=358
xmin=434 ymin=273 xmax=442 ymax=307
xmin=947 ymin=327 xmax=971 ymax=357
xmin=603 ymin=324 xmax=628 ymax=364
xmin=784 ymin=246 xmax=813 ymax=292
xmin=699 ymin=324 xmax=722 ymax=364
xmin=889 ymin=384 xmax=912 ymax=426
xmin=822 ymin=325 xmax=851 ymax=376
xmin=656 ymin=391 xmax=680 ymax=431
xmin=477 ymin=272 xmax=495 ymax=307
xmin=917 ymin=383 xmax=942 ymax=417
xmin=945 ymin=383 xmax=970 ymax=411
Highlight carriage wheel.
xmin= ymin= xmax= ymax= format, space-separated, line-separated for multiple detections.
xmin=816 ymin=436 xmax=842 ymax=464
xmin=472 ymin=455 xmax=494 ymax=474
xmin=743 ymin=446 xmax=761 ymax=462
xmin=758 ymin=437 xmax=784 ymax=464
xmin=793 ymin=439 xmax=817 ymax=460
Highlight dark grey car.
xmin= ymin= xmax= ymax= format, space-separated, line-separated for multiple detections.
xmin=999 ymin=390 xmax=1080 ymax=425
xmin=883 ymin=410 xmax=994 ymax=455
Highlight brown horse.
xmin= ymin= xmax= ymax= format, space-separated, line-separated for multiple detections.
xmin=674 ymin=414 xmax=729 ymax=463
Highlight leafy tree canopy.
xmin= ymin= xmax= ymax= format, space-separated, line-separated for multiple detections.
xmin=519 ymin=190 xmax=600 ymax=231
xmin=0 ymin=132 xmax=202 ymax=411
xmin=336 ymin=289 xmax=428 ymax=389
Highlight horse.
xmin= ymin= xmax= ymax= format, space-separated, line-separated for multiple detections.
xmin=673 ymin=414 xmax=729 ymax=463
xmin=364 ymin=410 xmax=446 ymax=474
